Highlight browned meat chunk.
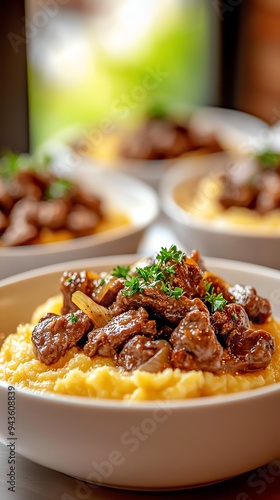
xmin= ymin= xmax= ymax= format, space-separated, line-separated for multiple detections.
xmin=189 ymin=249 xmax=207 ymax=272
xmin=1 ymin=198 xmax=39 ymax=246
xmin=211 ymin=303 xmax=250 ymax=343
xmin=111 ymin=287 xmax=206 ymax=325
xmin=1 ymin=222 xmax=39 ymax=246
xmin=203 ymin=272 xmax=235 ymax=303
xmin=255 ymin=171 xmax=280 ymax=213
xmin=31 ymin=310 xmax=93 ymax=365
xmin=60 ymin=271 xmax=94 ymax=315
xmin=211 ymin=303 xmax=275 ymax=372
xmin=37 ymin=199 xmax=69 ymax=230
xmin=84 ymin=307 xmax=156 ymax=358
xmin=92 ymin=276 xmax=125 ymax=307
xmin=9 ymin=198 xmax=38 ymax=225
xmin=0 ymin=211 xmax=8 ymax=234
xmin=228 ymin=284 xmax=271 ymax=323
xmin=72 ymin=187 xmax=102 ymax=214
xmin=224 ymin=328 xmax=275 ymax=372
xmin=0 ymin=178 xmax=14 ymax=214
xmin=66 ymin=205 xmax=101 ymax=235
xmin=219 ymin=176 xmax=258 ymax=210
xmin=170 ymin=300 xmax=223 ymax=372
xmin=7 ymin=171 xmax=44 ymax=201
xmin=168 ymin=258 xmax=204 ymax=298
xmin=117 ymin=336 xmax=171 ymax=372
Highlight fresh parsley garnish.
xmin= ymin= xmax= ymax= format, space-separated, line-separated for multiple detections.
xmin=157 ymin=245 xmax=186 ymax=265
xmin=99 ymin=278 xmax=105 ymax=286
xmin=121 ymin=245 xmax=185 ymax=299
xmin=231 ymin=312 xmax=237 ymax=322
xmin=71 ymin=312 xmax=79 ymax=323
xmin=111 ymin=266 xmax=130 ymax=279
xmin=203 ymin=281 xmax=228 ymax=313
xmin=122 ymin=276 xmax=144 ymax=296
xmin=0 ymin=152 xmax=51 ymax=178
xmin=257 ymin=150 xmax=280 ymax=170
xmin=66 ymin=276 xmax=73 ymax=283
xmin=161 ymin=282 xmax=183 ymax=299
xmin=46 ymin=178 xmax=73 ymax=200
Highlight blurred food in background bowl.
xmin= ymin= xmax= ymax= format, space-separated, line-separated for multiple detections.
xmin=160 ymin=151 xmax=280 ymax=269
xmin=0 ymin=152 xmax=114 ymax=247
xmin=41 ymin=107 xmax=268 ymax=189
xmin=0 ymin=154 xmax=158 ymax=279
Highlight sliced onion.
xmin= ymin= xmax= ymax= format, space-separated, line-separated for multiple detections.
xmin=138 ymin=340 xmax=171 ymax=373
xmin=87 ymin=270 xmax=101 ymax=281
xmin=94 ymin=275 xmax=118 ymax=303
xmin=72 ymin=291 xmax=112 ymax=327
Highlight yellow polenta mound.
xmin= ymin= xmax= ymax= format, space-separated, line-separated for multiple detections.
xmin=1 ymin=295 xmax=280 ymax=400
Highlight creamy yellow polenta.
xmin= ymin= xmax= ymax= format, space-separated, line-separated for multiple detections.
xmin=1 ymin=295 xmax=280 ymax=400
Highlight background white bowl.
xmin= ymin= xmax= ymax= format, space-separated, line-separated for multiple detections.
xmin=159 ymin=152 xmax=280 ymax=269
xmin=1 ymin=255 xmax=280 ymax=490
xmin=0 ymin=166 xmax=158 ymax=280
xmin=41 ymin=106 xmax=269 ymax=190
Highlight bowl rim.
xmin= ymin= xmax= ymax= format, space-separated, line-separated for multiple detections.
xmin=0 ymin=169 xmax=159 ymax=256
xmin=159 ymin=154 xmax=280 ymax=240
xmin=1 ymin=379 xmax=280 ymax=409
xmin=1 ymin=254 xmax=280 ymax=407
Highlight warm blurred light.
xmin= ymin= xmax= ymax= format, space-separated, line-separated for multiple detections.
xmin=96 ymin=0 xmax=171 ymax=57
xmin=28 ymin=15 xmax=93 ymax=86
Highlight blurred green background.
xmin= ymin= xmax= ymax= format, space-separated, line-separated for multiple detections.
xmin=26 ymin=0 xmax=217 ymax=150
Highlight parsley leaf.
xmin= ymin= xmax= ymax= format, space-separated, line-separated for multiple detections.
xmin=45 ymin=178 xmax=73 ymax=200
xmin=71 ymin=312 xmax=79 ymax=323
xmin=161 ymin=282 xmax=183 ymax=299
xmin=122 ymin=276 xmax=144 ymax=296
xmin=111 ymin=265 xmax=130 ymax=278
xmin=156 ymin=244 xmax=186 ymax=265
xmin=257 ymin=150 xmax=280 ymax=170
xmin=203 ymin=281 xmax=228 ymax=313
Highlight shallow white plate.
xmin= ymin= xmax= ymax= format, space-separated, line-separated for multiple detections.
xmin=0 ymin=255 xmax=280 ymax=490
xmin=0 ymin=166 xmax=159 ymax=280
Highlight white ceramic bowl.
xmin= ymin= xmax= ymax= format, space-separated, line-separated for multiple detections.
xmin=0 ymin=166 xmax=158 ymax=280
xmin=160 ymin=152 xmax=280 ymax=269
xmin=41 ymin=107 xmax=268 ymax=190
xmin=0 ymin=256 xmax=280 ymax=490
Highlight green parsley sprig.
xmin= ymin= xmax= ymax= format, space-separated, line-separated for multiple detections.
xmin=157 ymin=245 xmax=186 ymax=265
xmin=111 ymin=265 xmax=130 ymax=278
xmin=45 ymin=178 xmax=73 ymax=200
xmin=256 ymin=150 xmax=280 ymax=170
xmin=0 ymin=152 xmax=51 ymax=179
xmin=70 ymin=312 xmax=79 ymax=323
xmin=118 ymin=245 xmax=185 ymax=299
xmin=203 ymin=281 xmax=227 ymax=313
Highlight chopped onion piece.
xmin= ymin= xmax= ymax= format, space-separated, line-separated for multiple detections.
xmin=139 ymin=340 xmax=171 ymax=373
xmin=72 ymin=291 xmax=111 ymax=327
